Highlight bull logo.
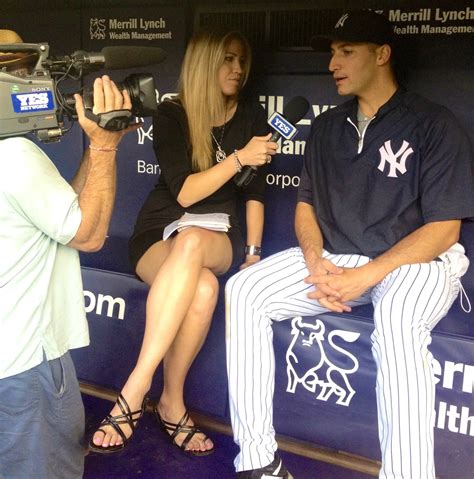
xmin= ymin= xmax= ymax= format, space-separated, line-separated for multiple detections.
xmin=90 ymin=18 xmax=106 ymax=40
xmin=286 ymin=317 xmax=360 ymax=406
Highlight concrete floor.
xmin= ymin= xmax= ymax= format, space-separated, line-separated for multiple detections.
xmin=83 ymin=394 xmax=373 ymax=479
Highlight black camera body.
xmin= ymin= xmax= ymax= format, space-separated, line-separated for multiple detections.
xmin=0 ymin=42 xmax=158 ymax=142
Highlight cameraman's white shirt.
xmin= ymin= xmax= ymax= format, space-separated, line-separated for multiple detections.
xmin=0 ymin=136 xmax=89 ymax=379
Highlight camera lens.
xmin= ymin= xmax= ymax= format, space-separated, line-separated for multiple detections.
xmin=61 ymin=73 xmax=157 ymax=119
xmin=120 ymin=73 xmax=157 ymax=117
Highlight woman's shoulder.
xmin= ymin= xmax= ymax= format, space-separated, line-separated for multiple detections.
xmin=153 ymin=99 xmax=189 ymax=144
xmin=155 ymin=98 xmax=186 ymax=122
xmin=154 ymin=98 xmax=188 ymax=132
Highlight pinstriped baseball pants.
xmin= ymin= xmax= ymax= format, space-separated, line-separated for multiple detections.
xmin=225 ymin=246 xmax=468 ymax=478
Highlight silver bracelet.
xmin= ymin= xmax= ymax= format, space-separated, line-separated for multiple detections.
xmin=233 ymin=149 xmax=243 ymax=173
xmin=245 ymin=245 xmax=262 ymax=256
xmin=89 ymin=144 xmax=118 ymax=152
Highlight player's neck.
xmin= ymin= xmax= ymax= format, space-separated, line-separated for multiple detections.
xmin=357 ymin=78 xmax=398 ymax=118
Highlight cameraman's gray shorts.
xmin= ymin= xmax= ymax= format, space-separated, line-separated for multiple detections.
xmin=0 ymin=351 xmax=85 ymax=479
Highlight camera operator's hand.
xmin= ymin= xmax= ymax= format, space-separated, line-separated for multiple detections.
xmin=69 ymin=75 xmax=141 ymax=252
xmin=74 ymin=75 xmax=140 ymax=149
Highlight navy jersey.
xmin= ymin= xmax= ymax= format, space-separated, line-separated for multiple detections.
xmin=298 ymin=88 xmax=474 ymax=258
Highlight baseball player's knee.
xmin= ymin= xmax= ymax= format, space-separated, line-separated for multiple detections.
xmin=225 ymin=267 xmax=263 ymax=302
xmin=374 ymin=285 xmax=446 ymax=337
xmin=224 ymin=273 xmax=247 ymax=317
xmin=376 ymin=263 xmax=448 ymax=305
xmin=224 ymin=271 xmax=241 ymax=301
xmin=371 ymin=313 xmax=430 ymax=355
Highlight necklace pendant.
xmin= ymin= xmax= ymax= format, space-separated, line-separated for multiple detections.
xmin=215 ymin=147 xmax=226 ymax=163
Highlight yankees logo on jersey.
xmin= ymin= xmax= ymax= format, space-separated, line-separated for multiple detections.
xmin=377 ymin=139 xmax=414 ymax=178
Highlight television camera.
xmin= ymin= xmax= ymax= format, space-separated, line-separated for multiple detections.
xmin=0 ymin=42 xmax=165 ymax=141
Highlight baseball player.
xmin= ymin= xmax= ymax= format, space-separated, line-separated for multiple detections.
xmin=225 ymin=10 xmax=474 ymax=479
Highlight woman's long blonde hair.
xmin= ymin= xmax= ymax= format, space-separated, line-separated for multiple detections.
xmin=178 ymin=29 xmax=252 ymax=172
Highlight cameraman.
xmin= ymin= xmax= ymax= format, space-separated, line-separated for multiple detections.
xmin=0 ymin=30 xmax=137 ymax=478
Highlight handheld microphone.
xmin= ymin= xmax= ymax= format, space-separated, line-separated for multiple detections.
xmin=234 ymin=96 xmax=310 ymax=187
xmin=70 ymin=46 xmax=166 ymax=70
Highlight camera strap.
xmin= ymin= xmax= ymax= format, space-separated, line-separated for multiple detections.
xmin=85 ymin=109 xmax=132 ymax=131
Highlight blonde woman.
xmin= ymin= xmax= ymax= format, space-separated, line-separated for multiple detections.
xmin=90 ymin=29 xmax=277 ymax=455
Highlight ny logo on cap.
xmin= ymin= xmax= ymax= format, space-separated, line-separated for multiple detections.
xmin=335 ymin=13 xmax=349 ymax=29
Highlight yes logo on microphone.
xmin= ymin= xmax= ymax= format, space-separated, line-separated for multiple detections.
xmin=268 ymin=111 xmax=298 ymax=140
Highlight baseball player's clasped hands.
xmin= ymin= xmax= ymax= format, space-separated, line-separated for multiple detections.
xmin=304 ymin=257 xmax=378 ymax=313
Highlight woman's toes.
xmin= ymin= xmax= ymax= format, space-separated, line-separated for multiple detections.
xmin=108 ymin=432 xmax=122 ymax=448
xmin=94 ymin=430 xmax=118 ymax=448
xmin=187 ymin=435 xmax=213 ymax=452
xmin=185 ymin=439 xmax=197 ymax=452
xmin=189 ymin=438 xmax=201 ymax=452
xmin=93 ymin=431 xmax=105 ymax=446
xmin=102 ymin=432 xmax=114 ymax=448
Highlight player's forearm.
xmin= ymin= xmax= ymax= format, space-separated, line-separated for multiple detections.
xmin=361 ymin=220 xmax=461 ymax=286
xmin=295 ymin=201 xmax=324 ymax=263
xmin=68 ymin=150 xmax=117 ymax=252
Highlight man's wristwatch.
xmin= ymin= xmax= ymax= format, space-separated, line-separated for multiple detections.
xmin=245 ymin=245 xmax=262 ymax=256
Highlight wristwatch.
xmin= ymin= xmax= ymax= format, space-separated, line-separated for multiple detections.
xmin=245 ymin=245 xmax=262 ymax=256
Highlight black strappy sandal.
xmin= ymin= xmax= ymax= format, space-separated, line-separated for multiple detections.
xmin=154 ymin=406 xmax=215 ymax=456
xmin=89 ymin=393 xmax=148 ymax=454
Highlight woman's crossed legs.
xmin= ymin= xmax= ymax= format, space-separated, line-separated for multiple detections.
xmin=91 ymin=227 xmax=233 ymax=453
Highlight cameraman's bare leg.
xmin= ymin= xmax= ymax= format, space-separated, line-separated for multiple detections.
xmin=91 ymin=228 xmax=231 ymax=449
xmin=157 ymin=267 xmax=218 ymax=453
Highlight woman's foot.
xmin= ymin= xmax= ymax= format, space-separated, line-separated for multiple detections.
xmin=90 ymin=382 xmax=149 ymax=452
xmin=155 ymin=402 xmax=214 ymax=455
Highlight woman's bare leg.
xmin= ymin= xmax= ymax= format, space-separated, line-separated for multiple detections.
xmin=157 ymin=268 xmax=218 ymax=452
xmin=92 ymin=228 xmax=231 ymax=449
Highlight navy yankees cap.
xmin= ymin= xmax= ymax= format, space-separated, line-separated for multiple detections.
xmin=311 ymin=10 xmax=394 ymax=50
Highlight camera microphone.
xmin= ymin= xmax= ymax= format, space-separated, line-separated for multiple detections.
xmin=102 ymin=46 xmax=166 ymax=69
xmin=234 ymin=96 xmax=310 ymax=187
xmin=71 ymin=46 xmax=166 ymax=70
